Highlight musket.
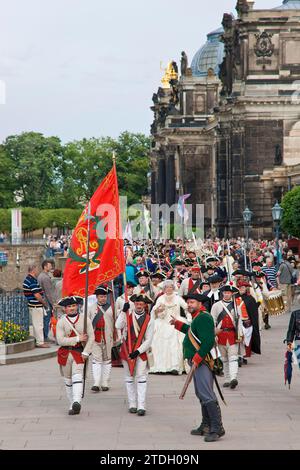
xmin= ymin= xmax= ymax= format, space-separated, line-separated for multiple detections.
xmin=192 ymin=232 xmax=203 ymax=281
xmin=123 ymin=271 xmax=136 ymax=376
xmin=179 ymin=361 xmax=227 ymax=405
xmin=226 ymin=239 xmax=231 ymax=283
xmin=243 ymin=241 xmax=248 ymax=271
xmin=179 ymin=363 xmax=197 ymax=400
xmin=232 ymin=292 xmax=242 ymax=358
xmin=110 ymin=279 xmax=117 ymax=344
xmin=144 ymin=246 xmax=155 ymax=302
xmin=82 ymin=201 xmax=94 ymax=399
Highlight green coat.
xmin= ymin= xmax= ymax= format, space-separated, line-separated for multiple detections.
xmin=176 ymin=312 xmax=215 ymax=361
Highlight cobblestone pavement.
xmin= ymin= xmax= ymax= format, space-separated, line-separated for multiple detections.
xmin=1 ymin=310 xmax=300 ymax=450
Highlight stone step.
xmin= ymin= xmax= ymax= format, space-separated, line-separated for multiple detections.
xmin=0 ymin=344 xmax=58 ymax=365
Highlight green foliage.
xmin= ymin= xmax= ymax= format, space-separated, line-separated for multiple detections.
xmin=0 ymin=209 xmax=10 ymax=232
xmin=61 ymin=131 xmax=150 ymax=206
xmin=0 ymin=208 xmax=82 ymax=234
xmin=281 ymin=187 xmax=300 ymax=238
xmin=0 ymin=147 xmax=15 ymax=208
xmin=40 ymin=209 xmax=82 ymax=229
xmin=22 ymin=208 xmax=44 ymax=233
xmin=2 ymin=132 xmax=63 ymax=209
xmin=0 ymin=320 xmax=29 ymax=344
xmin=0 ymin=130 xmax=150 ymax=214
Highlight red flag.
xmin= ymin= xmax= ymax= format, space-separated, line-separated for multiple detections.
xmin=62 ymin=164 xmax=125 ymax=296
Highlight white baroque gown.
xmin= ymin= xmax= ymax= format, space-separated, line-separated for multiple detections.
xmin=150 ymin=293 xmax=190 ymax=374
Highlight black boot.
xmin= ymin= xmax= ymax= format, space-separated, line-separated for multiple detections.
xmin=264 ymin=314 xmax=271 ymax=330
xmin=204 ymin=401 xmax=225 ymax=442
xmin=191 ymin=404 xmax=210 ymax=436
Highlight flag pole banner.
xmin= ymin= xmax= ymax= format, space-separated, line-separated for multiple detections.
xmin=63 ymin=164 xmax=125 ymax=296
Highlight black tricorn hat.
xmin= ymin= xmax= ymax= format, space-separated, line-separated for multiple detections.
xmin=136 ymin=269 xmax=150 ymax=278
xmin=173 ymin=259 xmax=185 ymax=266
xmin=254 ymin=272 xmax=266 ymax=278
xmin=220 ymin=285 xmax=239 ymax=294
xmin=151 ymin=271 xmax=166 ymax=280
xmin=183 ymin=293 xmax=210 ymax=303
xmin=94 ymin=285 xmax=112 ymax=296
xmin=129 ymin=294 xmax=153 ymax=304
xmin=57 ymin=296 xmax=84 ymax=307
xmin=207 ymin=275 xmax=223 ymax=284
xmin=126 ymin=281 xmax=136 ymax=288
xmin=232 ymin=269 xmax=252 ymax=277
xmin=206 ymin=256 xmax=219 ymax=264
xmin=200 ymin=281 xmax=210 ymax=288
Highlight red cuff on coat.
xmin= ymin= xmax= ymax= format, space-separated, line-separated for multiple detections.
xmin=192 ymin=352 xmax=203 ymax=367
xmin=174 ymin=320 xmax=185 ymax=331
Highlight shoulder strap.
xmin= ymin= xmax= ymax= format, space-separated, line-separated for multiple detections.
xmin=188 ymin=328 xmax=201 ymax=350
xmin=65 ymin=316 xmax=80 ymax=337
xmin=134 ymin=315 xmax=150 ymax=351
xmin=189 ymin=279 xmax=201 ymax=294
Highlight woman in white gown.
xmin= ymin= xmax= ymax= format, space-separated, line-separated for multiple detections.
xmin=150 ymin=281 xmax=190 ymax=375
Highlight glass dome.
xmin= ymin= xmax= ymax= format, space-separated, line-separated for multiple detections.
xmin=273 ymin=0 xmax=300 ymax=9
xmin=191 ymin=27 xmax=225 ymax=77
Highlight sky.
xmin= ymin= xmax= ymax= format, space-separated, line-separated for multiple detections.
xmin=0 ymin=0 xmax=279 ymax=143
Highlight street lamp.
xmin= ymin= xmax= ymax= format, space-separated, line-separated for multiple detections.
xmin=243 ymin=206 xmax=253 ymax=270
xmin=272 ymin=201 xmax=283 ymax=268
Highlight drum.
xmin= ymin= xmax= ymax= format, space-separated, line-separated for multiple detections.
xmin=263 ymin=290 xmax=285 ymax=316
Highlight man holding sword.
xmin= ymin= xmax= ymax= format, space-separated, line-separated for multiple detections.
xmin=170 ymin=293 xmax=225 ymax=443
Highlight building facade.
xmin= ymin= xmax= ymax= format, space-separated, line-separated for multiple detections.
xmin=150 ymin=0 xmax=300 ymax=238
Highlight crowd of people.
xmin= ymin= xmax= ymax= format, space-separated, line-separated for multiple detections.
xmin=22 ymin=237 xmax=300 ymax=443
xmin=45 ymin=235 xmax=71 ymax=258
xmin=0 ymin=232 xmax=8 ymax=243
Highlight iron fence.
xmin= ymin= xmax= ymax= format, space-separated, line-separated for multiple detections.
xmin=0 ymin=291 xmax=30 ymax=333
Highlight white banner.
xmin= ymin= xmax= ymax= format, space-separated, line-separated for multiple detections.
xmin=11 ymin=209 xmax=22 ymax=245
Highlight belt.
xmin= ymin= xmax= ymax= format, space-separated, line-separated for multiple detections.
xmin=62 ymin=346 xmax=83 ymax=352
xmin=29 ymin=305 xmax=44 ymax=309
xmin=222 ymin=328 xmax=235 ymax=332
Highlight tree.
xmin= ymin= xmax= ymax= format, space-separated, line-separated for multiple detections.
xmin=2 ymin=132 xmax=64 ymax=209
xmin=0 ymin=147 xmax=15 ymax=208
xmin=281 ymin=187 xmax=300 ymax=238
xmin=61 ymin=132 xmax=150 ymax=207
xmin=40 ymin=209 xmax=82 ymax=230
xmin=0 ymin=131 xmax=150 ymax=210
xmin=0 ymin=209 xmax=10 ymax=232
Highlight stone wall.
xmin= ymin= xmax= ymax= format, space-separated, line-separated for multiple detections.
xmin=0 ymin=245 xmax=45 ymax=292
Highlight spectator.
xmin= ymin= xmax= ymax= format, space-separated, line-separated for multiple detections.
xmin=37 ymin=260 xmax=55 ymax=340
xmin=262 ymin=258 xmax=278 ymax=290
xmin=52 ymin=269 xmax=64 ymax=322
xmin=23 ymin=264 xmax=50 ymax=348
xmin=277 ymin=254 xmax=294 ymax=313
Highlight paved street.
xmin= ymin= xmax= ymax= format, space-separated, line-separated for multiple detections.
xmin=1 ymin=310 xmax=300 ymax=450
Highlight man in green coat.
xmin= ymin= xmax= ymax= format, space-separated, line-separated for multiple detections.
xmin=170 ymin=293 xmax=225 ymax=442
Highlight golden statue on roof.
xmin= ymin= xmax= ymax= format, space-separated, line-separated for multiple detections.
xmin=161 ymin=61 xmax=178 ymax=89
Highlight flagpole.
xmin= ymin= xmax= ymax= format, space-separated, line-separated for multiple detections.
xmin=82 ymin=200 xmax=93 ymax=398
xmin=114 ymin=150 xmax=134 ymax=375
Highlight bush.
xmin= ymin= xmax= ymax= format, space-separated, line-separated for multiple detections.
xmin=0 ymin=209 xmax=10 ymax=232
xmin=0 ymin=207 xmax=82 ymax=235
xmin=0 ymin=320 xmax=29 ymax=344
xmin=281 ymin=187 xmax=300 ymax=238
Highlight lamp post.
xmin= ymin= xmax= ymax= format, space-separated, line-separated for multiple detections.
xmin=243 ymin=206 xmax=253 ymax=270
xmin=272 ymin=201 xmax=283 ymax=268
